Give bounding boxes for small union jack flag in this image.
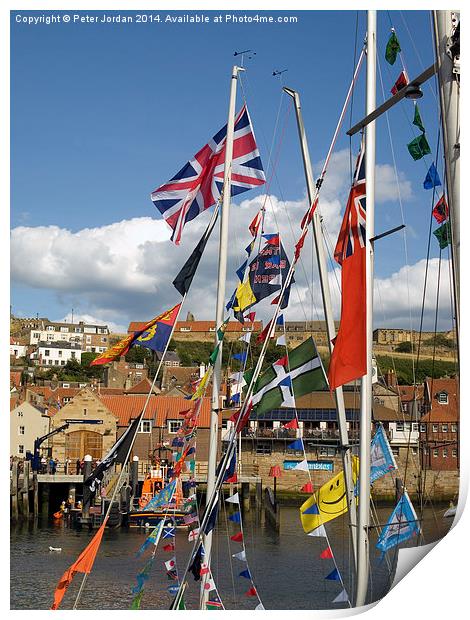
[151,105,266,245]
[334,143,366,265]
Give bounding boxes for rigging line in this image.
[349,12,361,184]
[376,53,416,383]
[221,483,237,602]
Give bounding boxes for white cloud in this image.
[11,154,439,332]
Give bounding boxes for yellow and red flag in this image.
[91,303,181,366]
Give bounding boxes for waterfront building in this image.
[420,378,459,471]
[28,319,110,353]
[10,401,50,458]
[128,319,263,343]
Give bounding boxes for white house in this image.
[31,341,83,368]
[10,401,50,458]
[10,338,27,359]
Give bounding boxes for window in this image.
[452,449,457,458]
[86,336,91,343]
[420,424,426,432]
[47,325,54,331]
[168,420,183,434]
[17,411,23,417]
[432,424,438,433]
[61,360,65,366]
[18,426,25,435]
[63,397,72,403]
[44,350,50,357]
[221,419,228,430]
[451,424,457,433]
[101,337,107,343]
[412,447,418,455]
[63,383,70,388]
[412,423,419,432]
[255,441,272,455]
[33,332,40,339]
[443,449,448,458]
[209,327,216,332]
[242,327,253,332]
[58,350,62,357]
[71,352,76,359]
[83,408,87,416]
[60,326,69,333]
[437,391,448,405]
[433,448,439,457]
[139,420,151,433]
[54,360,59,365]
[396,422,404,432]
[442,424,448,433]
[392,447,400,456]
[18,445,24,455]
[180,327,191,332]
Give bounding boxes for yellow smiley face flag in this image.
[300,456,359,533]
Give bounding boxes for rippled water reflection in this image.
[10,505,451,610]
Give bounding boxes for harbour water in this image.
[10,505,452,610]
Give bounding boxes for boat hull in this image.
[128,511,187,527]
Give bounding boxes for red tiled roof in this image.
[10,371,22,387]
[125,378,160,395]
[99,395,216,427]
[396,385,424,402]
[421,378,459,422]
[128,320,263,333]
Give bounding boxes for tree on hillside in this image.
[395,341,413,353]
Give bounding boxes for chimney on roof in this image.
[186,312,195,322]
[384,369,397,388]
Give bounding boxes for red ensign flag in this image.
[328,145,367,390]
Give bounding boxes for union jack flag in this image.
[151,105,266,245]
[334,143,366,265]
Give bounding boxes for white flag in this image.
[255,603,265,610]
[332,589,349,603]
[308,524,327,537]
[293,459,309,471]
[239,332,252,343]
[226,492,240,504]
[276,334,286,346]
[201,575,216,592]
[232,550,246,561]
[164,557,176,572]
[188,528,200,541]
[269,274,282,286]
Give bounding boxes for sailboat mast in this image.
[355,9,376,607]
[202,64,242,606]
[433,10,460,356]
[283,87,358,564]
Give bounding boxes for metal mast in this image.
[355,9,376,607]
[283,87,358,564]
[202,64,242,607]
[433,10,460,356]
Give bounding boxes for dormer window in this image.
[437,391,448,405]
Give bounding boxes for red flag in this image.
[226,474,238,484]
[283,418,299,430]
[301,482,314,493]
[274,355,289,367]
[256,319,273,344]
[229,401,253,433]
[244,312,256,322]
[263,233,280,246]
[391,70,409,95]
[231,532,244,542]
[249,210,263,237]
[163,543,175,552]
[51,519,107,609]
[300,198,318,229]
[294,228,308,262]
[320,547,333,559]
[245,586,257,597]
[327,144,366,390]
[432,195,449,224]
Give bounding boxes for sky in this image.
[10,8,454,333]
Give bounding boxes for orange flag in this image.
[51,519,107,610]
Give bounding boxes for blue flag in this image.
[276,313,284,325]
[231,392,241,404]
[142,480,176,512]
[236,260,248,282]
[136,521,164,557]
[376,492,420,553]
[167,584,180,595]
[423,163,442,189]
[288,439,304,451]
[325,568,340,581]
[278,375,292,388]
[239,569,251,579]
[370,424,397,484]
[229,511,241,523]
[163,526,176,539]
[204,502,219,535]
[233,352,248,363]
[132,557,155,594]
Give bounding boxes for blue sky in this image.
[10,9,453,332]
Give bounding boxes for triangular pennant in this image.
[226,492,240,504]
[232,550,247,561]
[332,589,349,603]
[325,568,340,581]
[320,547,334,559]
[308,524,327,537]
[230,532,244,543]
[293,459,309,472]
